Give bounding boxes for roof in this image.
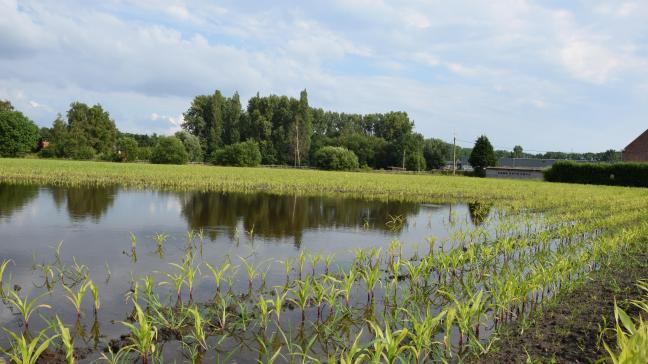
[624,128,648,151]
[486,166,545,171]
[497,157,556,169]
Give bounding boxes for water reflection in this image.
[0,183,39,218]
[178,191,421,245]
[48,186,118,222]
[468,201,493,226]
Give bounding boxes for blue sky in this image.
[1,0,647,152]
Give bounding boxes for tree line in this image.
[0,93,622,172]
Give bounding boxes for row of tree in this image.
[0,94,622,173]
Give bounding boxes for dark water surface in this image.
[0,183,486,361]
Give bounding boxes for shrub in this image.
[313,146,359,171]
[405,153,426,171]
[544,161,648,187]
[0,110,40,157]
[70,145,96,160]
[151,136,188,165]
[137,147,153,161]
[115,136,139,162]
[211,140,261,167]
[175,131,203,162]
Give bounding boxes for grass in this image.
[2,158,648,362]
[2,158,644,207]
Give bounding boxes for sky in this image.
[1,0,648,153]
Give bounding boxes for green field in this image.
[2,158,646,205]
[1,158,648,362]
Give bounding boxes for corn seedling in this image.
[5,290,51,331]
[2,327,58,364]
[121,301,158,364]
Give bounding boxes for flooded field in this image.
[1,183,499,362]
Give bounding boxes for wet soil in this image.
[474,252,648,364]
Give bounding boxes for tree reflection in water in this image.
[0,183,39,219]
[179,191,422,247]
[48,185,118,222]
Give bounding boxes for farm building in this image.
[444,157,473,172]
[485,157,556,180]
[622,129,648,162]
[496,157,556,169]
[485,167,545,180]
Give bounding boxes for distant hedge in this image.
[544,161,648,187]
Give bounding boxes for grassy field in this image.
[1,158,648,362]
[1,158,646,206]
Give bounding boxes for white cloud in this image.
[558,39,621,84]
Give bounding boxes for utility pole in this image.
[402,150,405,170]
[453,132,457,175]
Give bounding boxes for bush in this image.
[151,136,188,164]
[175,131,203,162]
[544,161,648,187]
[0,110,40,157]
[70,145,96,160]
[115,136,139,162]
[405,153,426,171]
[313,146,359,171]
[211,140,261,167]
[137,146,153,161]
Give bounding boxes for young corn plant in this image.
[298,250,306,280]
[0,258,13,296]
[361,264,381,302]
[55,316,75,364]
[2,327,58,364]
[186,306,208,351]
[290,277,312,323]
[309,253,321,276]
[340,268,357,307]
[280,257,293,283]
[5,290,51,331]
[87,280,100,315]
[62,280,91,319]
[335,329,368,364]
[158,266,185,305]
[121,301,158,364]
[269,288,287,323]
[367,320,411,364]
[257,294,271,331]
[205,260,231,295]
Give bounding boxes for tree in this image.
[469,135,496,177]
[289,90,313,166]
[512,145,524,158]
[115,136,139,162]
[423,138,452,170]
[600,149,620,163]
[46,115,69,158]
[183,91,224,159]
[0,110,40,157]
[0,99,14,112]
[313,146,359,171]
[405,153,426,171]
[66,102,118,156]
[221,92,241,145]
[150,136,188,164]
[211,140,262,167]
[175,131,203,162]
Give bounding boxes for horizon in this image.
[2,0,647,153]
